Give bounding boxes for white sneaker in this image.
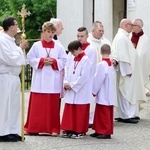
[61,132,72,138]
[70,134,83,139]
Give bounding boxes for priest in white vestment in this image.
[0,17,27,142]
[87,21,111,63]
[112,19,146,124]
[87,21,111,126]
[131,19,150,95]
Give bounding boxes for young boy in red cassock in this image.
[90,44,115,139]
[61,40,92,139]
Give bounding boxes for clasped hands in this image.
[44,57,54,66]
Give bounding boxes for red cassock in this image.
[24,92,60,134]
[92,104,114,135]
[61,103,90,134]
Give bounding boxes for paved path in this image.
[1,91,150,150]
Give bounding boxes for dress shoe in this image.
[115,118,124,122]
[9,134,25,141]
[88,124,93,128]
[0,135,18,142]
[97,134,111,139]
[90,132,99,137]
[123,118,139,124]
[131,116,140,120]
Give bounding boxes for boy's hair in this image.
[77,27,88,35]
[101,44,111,54]
[42,21,56,32]
[68,40,82,52]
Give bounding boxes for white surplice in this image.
[27,41,67,93]
[0,33,26,136]
[64,55,92,104]
[92,61,115,106]
[83,45,97,76]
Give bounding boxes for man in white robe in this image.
[0,17,27,142]
[87,21,111,63]
[131,19,150,96]
[112,19,146,124]
[87,21,111,126]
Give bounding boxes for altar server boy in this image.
[61,40,92,139]
[24,22,67,136]
[90,44,115,139]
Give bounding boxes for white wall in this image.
[57,0,93,49]
[127,0,150,38]
[57,0,150,48]
[57,0,83,49]
[94,0,113,42]
[113,0,125,37]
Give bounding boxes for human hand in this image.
[111,59,118,66]
[64,83,71,90]
[126,74,132,77]
[44,57,53,66]
[19,40,29,50]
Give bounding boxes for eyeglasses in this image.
[132,24,139,27]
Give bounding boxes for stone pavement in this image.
[1,91,150,150]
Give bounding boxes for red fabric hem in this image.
[92,104,114,135]
[24,92,60,134]
[61,103,90,134]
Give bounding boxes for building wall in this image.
[57,0,93,49]
[113,0,125,37]
[57,0,150,49]
[94,0,113,42]
[127,0,150,38]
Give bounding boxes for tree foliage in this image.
[0,0,56,39]
[0,0,11,23]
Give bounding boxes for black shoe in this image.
[0,135,18,142]
[88,124,93,128]
[10,134,25,141]
[131,116,140,120]
[90,132,99,137]
[115,118,124,122]
[97,134,111,139]
[123,118,139,124]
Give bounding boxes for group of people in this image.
[0,16,149,142]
